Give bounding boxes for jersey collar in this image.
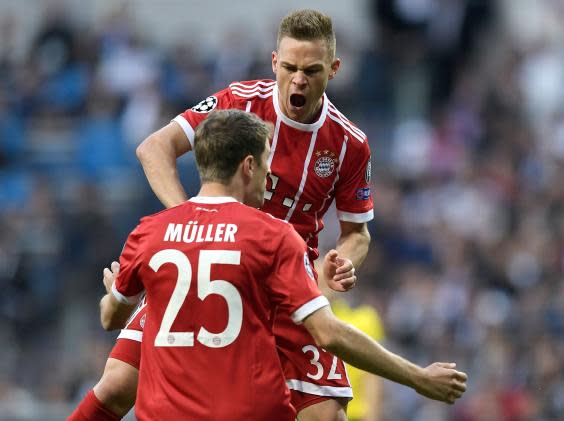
[272,84,328,132]
[188,196,239,204]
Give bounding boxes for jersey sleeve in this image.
[266,224,329,324]
[172,87,236,149]
[334,138,374,223]
[112,224,145,305]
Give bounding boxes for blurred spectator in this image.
[1,1,564,419]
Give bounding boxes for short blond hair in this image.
[277,9,336,59]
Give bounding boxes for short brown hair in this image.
[277,9,336,59]
[194,110,270,184]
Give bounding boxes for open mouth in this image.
[290,93,306,108]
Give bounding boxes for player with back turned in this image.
[69,10,467,421]
[97,109,467,420]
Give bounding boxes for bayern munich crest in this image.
[313,150,338,178]
[191,96,218,113]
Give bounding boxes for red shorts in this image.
[274,305,353,411]
[108,297,147,368]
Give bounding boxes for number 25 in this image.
[150,249,243,348]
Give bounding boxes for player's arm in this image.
[99,262,138,330]
[100,293,137,331]
[136,121,191,208]
[302,306,468,404]
[315,221,370,292]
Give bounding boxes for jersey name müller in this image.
[174,79,374,256]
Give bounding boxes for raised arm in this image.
[303,306,467,404]
[316,220,371,292]
[136,121,192,208]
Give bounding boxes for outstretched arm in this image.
[303,306,467,404]
[136,121,192,208]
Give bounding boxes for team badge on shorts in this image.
[304,252,315,280]
[313,150,338,178]
[191,96,218,113]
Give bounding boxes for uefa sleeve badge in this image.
[191,96,218,113]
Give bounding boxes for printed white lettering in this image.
[163,222,238,243]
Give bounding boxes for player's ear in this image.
[328,58,341,80]
[272,51,278,74]
[242,155,254,179]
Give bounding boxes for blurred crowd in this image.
[1,0,563,420]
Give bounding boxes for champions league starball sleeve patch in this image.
[304,252,315,280]
[191,96,218,113]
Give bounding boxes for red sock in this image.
[67,389,121,421]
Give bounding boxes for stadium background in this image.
[1,0,563,419]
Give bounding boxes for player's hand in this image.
[414,362,468,404]
[102,261,120,294]
[322,249,356,292]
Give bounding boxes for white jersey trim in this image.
[188,196,238,204]
[112,284,144,305]
[267,117,282,168]
[117,329,143,342]
[284,130,318,222]
[327,112,365,144]
[230,81,275,99]
[230,88,274,99]
[172,115,195,149]
[230,80,276,90]
[273,84,328,131]
[286,379,353,398]
[337,209,374,223]
[291,295,330,324]
[328,104,367,141]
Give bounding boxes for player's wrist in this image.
[408,364,426,392]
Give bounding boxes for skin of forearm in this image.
[335,227,370,269]
[99,294,135,331]
[137,135,188,208]
[325,320,423,391]
[315,227,370,287]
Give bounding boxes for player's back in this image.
[129,197,308,420]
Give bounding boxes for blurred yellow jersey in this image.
[331,299,384,421]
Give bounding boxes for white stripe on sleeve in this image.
[172,115,195,149]
[291,295,330,324]
[112,283,144,305]
[336,209,374,223]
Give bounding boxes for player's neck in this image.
[196,183,242,203]
[305,98,324,124]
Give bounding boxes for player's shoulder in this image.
[228,79,276,100]
[240,205,301,238]
[325,99,368,145]
[241,204,288,228]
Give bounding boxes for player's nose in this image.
[293,71,307,86]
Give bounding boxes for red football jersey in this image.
[174,80,374,259]
[112,197,329,420]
